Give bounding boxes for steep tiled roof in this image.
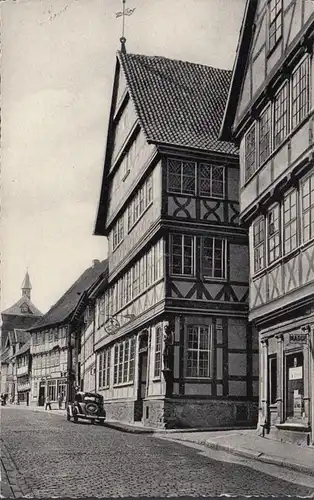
[28,260,108,331]
[1,296,42,317]
[1,347,10,364]
[6,329,31,347]
[14,341,30,358]
[118,52,238,155]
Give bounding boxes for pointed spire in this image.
[21,271,32,300]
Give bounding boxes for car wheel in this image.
[67,413,71,421]
[98,420,105,425]
[73,416,78,423]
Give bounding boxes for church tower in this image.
[21,271,32,300]
[1,271,42,349]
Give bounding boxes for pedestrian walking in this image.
[45,396,52,410]
[58,393,63,410]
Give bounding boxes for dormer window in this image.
[20,303,29,314]
[268,0,282,53]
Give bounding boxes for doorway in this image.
[38,385,45,406]
[285,351,304,421]
[135,332,148,422]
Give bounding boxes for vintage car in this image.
[67,391,106,424]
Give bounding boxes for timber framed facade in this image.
[93,51,258,429]
[221,0,314,445]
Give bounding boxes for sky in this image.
[1,0,246,315]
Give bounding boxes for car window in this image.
[74,394,83,402]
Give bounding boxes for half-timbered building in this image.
[220,0,314,445]
[28,260,107,407]
[71,262,108,393]
[93,48,258,429]
[0,272,42,401]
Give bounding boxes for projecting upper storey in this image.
[94,51,238,239]
[220,0,314,223]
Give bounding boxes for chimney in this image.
[92,259,100,267]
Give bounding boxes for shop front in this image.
[259,318,314,446]
[37,376,67,407]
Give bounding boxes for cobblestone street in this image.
[1,408,314,498]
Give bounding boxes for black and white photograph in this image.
[1,0,314,497]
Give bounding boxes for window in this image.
[54,329,59,342]
[202,237,226,279]
[154,327,162,378]
[167,159,196,195]
[128,175,153,230]
[269,356,277,405]
[113,216,124,250]
[268,0,282,52]
[244,125,256,182]
[199,164,225,198]
[98,349,110,389]
[274,83,288,148]
[268,204,281,263]
[283,190,298,254]
[113,338,135,385]
[253,217,265,272]
[301,172,314,242]
[48,380,57,401]
[186,325,212,378]
[132,262,140,298]
[292,58,310,129]
[259,106,271,164]
[154,239,163,280]
[170,234,194,276]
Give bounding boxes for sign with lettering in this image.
[289,366,303,380]
[288,333,308,344]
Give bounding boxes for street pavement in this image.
[1,407,314,498]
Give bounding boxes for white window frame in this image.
[301,171,314,243]
[199,163,225,199]
[259,104,272,165]
[154,326,162,379]
[291,56,310,130]
[273,81,289,149]
[268,0,282,54]
[283,188,298,255]
[113,338,135,386]
[170,234,195,276]
[267,203,281,264]
[202,237,227,280]
[244,123,257,183]
[167,158,196,195]
[253,216,266,273]
[185,325,213,379]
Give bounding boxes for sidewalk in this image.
[0,442,33,498]
[154,429,314,477]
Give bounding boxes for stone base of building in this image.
[104,398,258,429]
[259,420,312,447]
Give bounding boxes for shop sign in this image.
[288,333,308,344]
[289,366,303,380]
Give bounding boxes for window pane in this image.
[259,106,271,164]
[292,58,309,129]
[168,159,181,193]
[182,162,196,194]
[274,84,288,148]
[245,125,256,182]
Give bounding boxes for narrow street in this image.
[1,407,314,498]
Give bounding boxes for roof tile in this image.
[118,52,238,155]
[28,260,108,331]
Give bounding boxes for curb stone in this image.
[159,435,314,478]
[1,441,34,498]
